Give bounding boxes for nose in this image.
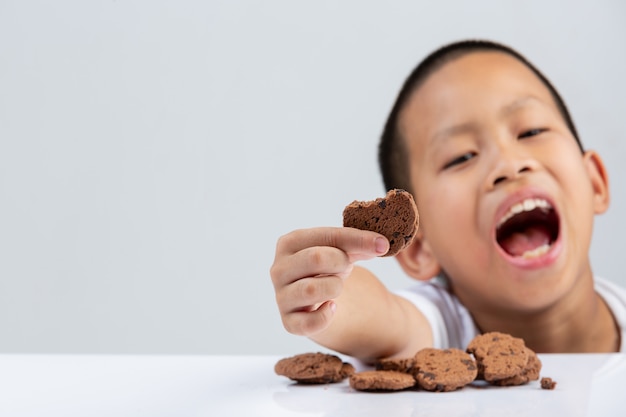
[486,142,537,189]
[492,166,531,186]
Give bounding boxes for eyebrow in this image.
[430,122,477,145]
[430,96,543,144]
[499,96,540,117]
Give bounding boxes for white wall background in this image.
[0,0,624,355]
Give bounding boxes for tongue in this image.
[499,225,551,257]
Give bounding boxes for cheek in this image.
[417,179,476,243]
[557,157,596,235]
[416,176,492,269]
[550,150,595,209]
[417,180,458,219]
[417,174,474,217]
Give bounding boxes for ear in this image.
[583,150,610,214]
[395,230,441,281]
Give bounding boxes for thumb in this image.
[348,235,389,262]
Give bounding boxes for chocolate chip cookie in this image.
[274,352,355,384]
[349,370,417,391]
[413,348,478,392]
[342,189,419,256]
[467,332,540,385]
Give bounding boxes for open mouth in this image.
[496,198,559,259]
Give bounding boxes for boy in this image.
[270,40,626,363]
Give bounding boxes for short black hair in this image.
[378,39,583,195]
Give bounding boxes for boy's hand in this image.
[270,227,389,337]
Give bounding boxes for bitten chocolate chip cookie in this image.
[274,352,355,384]
[349,370,417,391]
[342,189,419,257]
[413,348,478,392]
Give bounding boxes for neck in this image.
[469,277,619,353]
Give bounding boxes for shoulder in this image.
[595,276,626,352]
[595,276,626,307]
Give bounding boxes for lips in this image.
[495,196,560,261]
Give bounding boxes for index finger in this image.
[276,227,389,261]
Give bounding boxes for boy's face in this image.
[398,51,608,314]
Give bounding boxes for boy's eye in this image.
[518,128,546,139]
[443,152,476,170]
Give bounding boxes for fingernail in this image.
[375,237,389,254]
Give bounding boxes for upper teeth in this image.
[498,198,551,228]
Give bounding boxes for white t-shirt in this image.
[396,276,626,352]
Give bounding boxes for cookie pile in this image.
[362,347,478,392]
[275,332,553,392]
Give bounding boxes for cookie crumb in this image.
[540,377,557,390]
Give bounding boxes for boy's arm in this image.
[270,227,433,363]
[310,266,433,363]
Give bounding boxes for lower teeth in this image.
[521,243,551,259]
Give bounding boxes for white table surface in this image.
[0,353,624,416]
